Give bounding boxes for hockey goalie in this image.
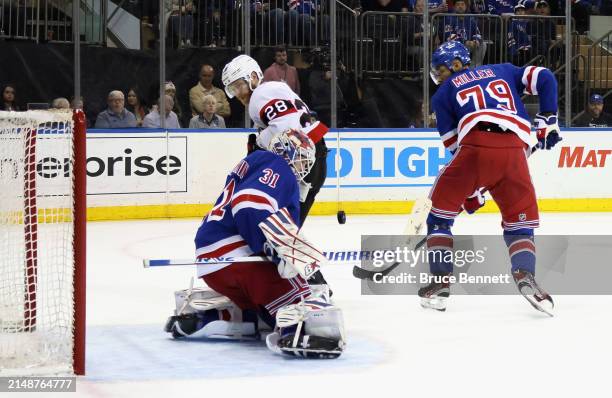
[164,129,345,358]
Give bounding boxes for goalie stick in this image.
[144,256,270,267]
[352,197,432,281]
[145,253,373,268]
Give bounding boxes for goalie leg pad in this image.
[166,286,260,340]
[266,299,346,358]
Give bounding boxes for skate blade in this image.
[279,347,343,359]
[420,297,447,312]
[521,294,554,317]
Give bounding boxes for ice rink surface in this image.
[66,213,610,397]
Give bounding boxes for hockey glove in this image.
[534,113,562,150]
[462,189,485,214]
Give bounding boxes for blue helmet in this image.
[430,41,471,84]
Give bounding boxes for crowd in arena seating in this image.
[1,0,611,128]
[154,0,598,51]
[87,64,231,129]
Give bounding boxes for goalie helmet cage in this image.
[0,110,86,376]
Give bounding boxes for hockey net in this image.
[0,110,86,376]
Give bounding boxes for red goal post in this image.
[0,109,86,376]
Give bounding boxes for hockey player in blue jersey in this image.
[420,41,561,315]
[164,129,345,358]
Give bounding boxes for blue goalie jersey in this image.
[194,150,301,277]
[432,63,558,153]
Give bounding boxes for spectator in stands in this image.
[470,0,488,12]
[287,1,313,45]
[189,95,226,128]
[533,1,558,58]
[264,47,301,94]
[535,0,551,14]
[405,0,450,13]
[486,0,517,15]
[523,0,536,14]
[166,0,195,48]
[52,97,70,109]
[438,0,485,63]
[576,94,612,127]
[189,64,231,119]
[478,0,516,63]
[126,87,149,127]
[1,84,19,111]
[406,0,447,12]
[508,1,533,65]
[405,0,425,65]
[197,0,233,47]
[286,0,329,46]
[308,62,345,127]
[360,0,409,42]
[361,0,407,11]
[164,81,184,127]
[428,0,451,13]
[553,1,590,34]
[94,91,137,128]
[252,1,285,45]
[71,96,84,110]
[143,95,181,128]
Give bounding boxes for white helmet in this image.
[222,55,263,98]
[269,129,315,183]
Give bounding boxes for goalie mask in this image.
[269,130,315,183]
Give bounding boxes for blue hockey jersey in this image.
[194,150,301,277]
[486,0,515,14]
[431,63,558,153]
[508,19,532,56]
[437,14,482,45]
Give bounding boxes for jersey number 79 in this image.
[456,79,517,113]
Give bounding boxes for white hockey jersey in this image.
[248,81,328,149]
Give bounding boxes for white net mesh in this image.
[0,110,76,376]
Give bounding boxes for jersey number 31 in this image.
[456,79,517,113]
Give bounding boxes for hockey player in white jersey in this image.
[222,54,329,224]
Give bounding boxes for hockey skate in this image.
[266,299,346,359]
[512,269,554,317]
[418,273,451,312]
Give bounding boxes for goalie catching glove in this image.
[259,208,325,280]
[534,113,562,150]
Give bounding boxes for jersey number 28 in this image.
[456,79,517,113]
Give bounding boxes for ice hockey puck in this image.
[337,210,346,224]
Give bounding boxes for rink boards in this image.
[51,128,612,219]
